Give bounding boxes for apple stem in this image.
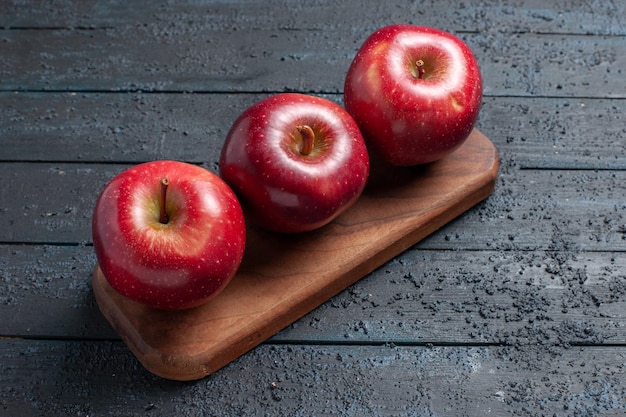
[159,178,169,224]
[415,60,426,79]
[296,125,315,156]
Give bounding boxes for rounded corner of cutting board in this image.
[92,265,216,381]
[465,128,500,181]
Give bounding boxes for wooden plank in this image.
[2,93,625,170]
[417,166,626,252]
[1,340,625,416]
[478,97,626,170]
[1,27,624,97]
[0,91,237,164]
[275,249,626,345]
[3,243,625,347]
[0,162,125,244]
[91,130,499,380]
[2,0,624,35]
[3,160,626,251]
[0,244,116,339]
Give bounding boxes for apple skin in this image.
[219,93,370,233]
[92,160,246,310]
[344,24,483,166]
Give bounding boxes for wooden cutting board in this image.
[92,128,499,381]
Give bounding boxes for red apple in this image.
[92,160,246,310]
[344,24,483,166]
[219,93,370,233]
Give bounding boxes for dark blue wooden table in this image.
[1,1,625,415]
